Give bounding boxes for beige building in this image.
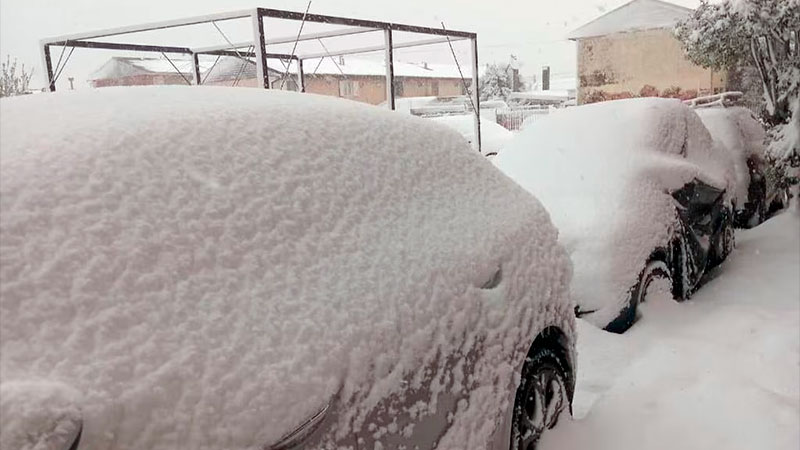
[568,0,726,104]
[89,55,465,106]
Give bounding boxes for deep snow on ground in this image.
[542,207,800,450]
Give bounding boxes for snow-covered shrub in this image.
[676,0,800,186]
[0,56,33,98]
[479,63,514,101]
[639,85,660,98]
[676,0,799,126]
[766,97,800,187]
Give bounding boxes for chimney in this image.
[542,66,550,91]
[423,61,429,70]
[338,55,345,65]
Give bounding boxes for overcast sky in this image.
[0,0,701,90]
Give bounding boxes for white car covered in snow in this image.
[695,105,789,227]
[0,87,574,450]
[495,98,737,333]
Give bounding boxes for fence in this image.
[495,108,551,131]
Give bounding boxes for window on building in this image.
[339,79,358,97]
[430,81,439,97]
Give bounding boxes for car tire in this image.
[670,239,690,302]
[720,224,734,260]
[510,344,572,450]
[605,259,672,334]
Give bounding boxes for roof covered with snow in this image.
[88,57,217,81]
[567,0,693,40]
[0,86,573,449]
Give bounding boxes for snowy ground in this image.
[542,207,800,450]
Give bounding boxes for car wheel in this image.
[719,224,734,260]
[747,201,765,228]
[635,260,672,306]
[604,259,672,334]
[768,188,790,216]
[510,346,571,450]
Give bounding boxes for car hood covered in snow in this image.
[0,87,572,449]
[495,98,735,327]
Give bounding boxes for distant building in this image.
[567,0,726,104]
[88,57,211,88]
[89,55,467,105]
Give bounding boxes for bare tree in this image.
[1,56,34,98]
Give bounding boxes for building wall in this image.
[129,71,463,106]
[292,75,463,105]
[576,28,727,104]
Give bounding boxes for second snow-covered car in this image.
[495,98,737,333]
[0,86,574,450]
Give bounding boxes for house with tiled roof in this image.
[568,0,727,104]
[89,55,467,105]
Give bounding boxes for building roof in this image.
[88,56,217,81]
[91,55,466,84]
[567,0,693,40]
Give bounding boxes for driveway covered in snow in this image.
[542,208,800,450]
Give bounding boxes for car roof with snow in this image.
[695,106,767,209]
[495,98,736,324]
[0,86,570,448]
[695,106,765,160]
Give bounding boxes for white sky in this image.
[0,0,701,90]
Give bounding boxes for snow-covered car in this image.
[430,114,513,157]
[695,105,788,227]
[495,98,737,333]
[0,86,575,450]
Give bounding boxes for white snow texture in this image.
[0,86,573,449]
[494,98,736,327]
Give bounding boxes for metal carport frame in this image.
[40,7,481,151]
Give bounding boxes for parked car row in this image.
[0,87,781,450]
[494,98,738,333]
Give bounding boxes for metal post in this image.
[41,44,55,92]
[252,9,269,89]
[192,53,202,85]
[470,37,481,153]
[297,59,305,93]
[384,28,395,110]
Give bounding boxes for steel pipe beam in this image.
[299,36,467,60]
[41,9,253,45]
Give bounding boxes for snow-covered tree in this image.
[676,0,799,184]
[675,0,799,125]
[0,56,34,98]
[479,63,514,101]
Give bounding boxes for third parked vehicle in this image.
[695,104,789,227]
